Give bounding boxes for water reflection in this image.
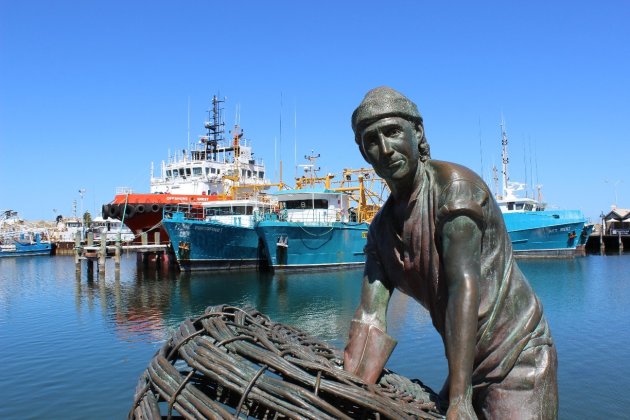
[72,255,365,346]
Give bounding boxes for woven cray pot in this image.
[129,305,445,419]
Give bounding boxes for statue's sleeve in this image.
[436,179,489,233]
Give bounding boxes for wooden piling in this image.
[98,235,106,272]
[115,233,121,268]
[74,231,82,269]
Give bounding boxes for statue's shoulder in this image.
[427,160,484,186]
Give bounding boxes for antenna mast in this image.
[500,119,510,198]
[203,95,225,161]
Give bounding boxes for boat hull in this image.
[503,210,588,257]
[162,215,263,271]
[0,243,52,258]
[255,221,368,270]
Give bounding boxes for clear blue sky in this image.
[1,1,628,222]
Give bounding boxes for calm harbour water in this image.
[1,253,629,419]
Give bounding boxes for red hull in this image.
[102,193,230,244]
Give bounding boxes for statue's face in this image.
[359,117,420,183]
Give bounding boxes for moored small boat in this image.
[0,230,53,258]
[0,210,53,258]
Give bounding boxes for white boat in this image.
[103,95,273,243]
[88,217,135,243]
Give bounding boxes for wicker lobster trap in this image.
[129,305,444,419]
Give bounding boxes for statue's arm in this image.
[441,215,481,419]
[352,266,392,328]
[343,260,394,382]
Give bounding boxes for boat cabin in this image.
[274,189,351,224]
[166,199,275,228]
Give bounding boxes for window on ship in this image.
[284,199,329,209]
[193,167,202,176]
[186,168,191,176]
[507,202,514,211]
[259,171,265,179]
[166,170,172,178]
[205,206,254,216]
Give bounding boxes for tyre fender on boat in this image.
[151,204,161,213]
[102,204,110,219]
[136,204,146,214]
[108,204,119,219]
[125,205,136,218]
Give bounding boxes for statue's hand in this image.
[343,320,369,374]
[446,395,477,420]
[343,320,397,384]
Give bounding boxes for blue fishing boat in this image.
[255,188,369,270]
[499,195,589,256]
[0,210,53,258]
[0,230,53,258]
[255,154,387,271]
[162,199,274,271]
[495,123,589,257]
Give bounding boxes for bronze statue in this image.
[344,87,558,419]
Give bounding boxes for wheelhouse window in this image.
[193,167,202,175]
[284,199,329,209]
[205,206,253,216]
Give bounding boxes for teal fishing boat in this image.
[254,153,388,271]
[495,123,590,257]
[162,199,274,271]
[255,188,369,270]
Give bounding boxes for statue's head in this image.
[352,87,430,163]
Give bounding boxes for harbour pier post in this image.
[114,233,122,269]
[86,232,95,276]
[98,234,106,273]
[135,231,168,269]
[74,231,82,268]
